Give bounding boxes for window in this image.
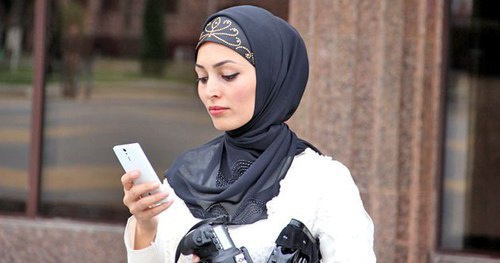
[0,0,32,215]
[0,0,221,223]
[440,0,500,254]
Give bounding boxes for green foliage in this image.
[0,66,33,84]
[60,1,84,31]
[140,0,167,76]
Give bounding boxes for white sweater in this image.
[124,148,376,262]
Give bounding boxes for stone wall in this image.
[288,0,444,262]
[0,216,125,262]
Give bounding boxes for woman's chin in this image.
[212,122,230,132]
[211,117,250,132]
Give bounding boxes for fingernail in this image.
[130,170,140,176]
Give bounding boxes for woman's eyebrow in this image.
[213,60,236,68]
[195,60,237,69]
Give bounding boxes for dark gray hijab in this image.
[165,5,319,224]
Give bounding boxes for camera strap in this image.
[175,215,229,262]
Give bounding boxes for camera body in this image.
[178,221,253,263]
[267,219,321,263]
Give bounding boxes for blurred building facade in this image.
[0,0,288,58]
[0,0,499,262]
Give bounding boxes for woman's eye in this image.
[222,73,239,81]
[196,76,208,84]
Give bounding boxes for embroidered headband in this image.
[196,16,255,66]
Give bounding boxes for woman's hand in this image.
[121,170,173,249]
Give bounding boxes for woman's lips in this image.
[208,106,229,116]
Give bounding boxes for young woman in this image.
[121,5,375,262]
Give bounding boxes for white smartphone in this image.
[113,143,171,203]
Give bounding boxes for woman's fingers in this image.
[121,170,140,191]
[130,190,169,214]
[121,170,173,223]
[124,183,173,219]
[134,200,173,222]
[129,181,160,199]
[123,180,160,206]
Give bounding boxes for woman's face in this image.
[196,42,256,131]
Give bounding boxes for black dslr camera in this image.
[176,217,320,263]
[175,216,253,263]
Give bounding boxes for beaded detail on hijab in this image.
[204,198,266,225]
[216,160,253,188]
[197,16,255,66]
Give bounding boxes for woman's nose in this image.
[205,78,221,99]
